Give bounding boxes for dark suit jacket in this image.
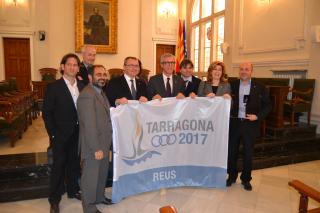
[183,75,201,96]
[76,62,91,85]
[106,75,147,107]
[77,85,112,159]
[230,79,271,121]
[42,78,84,142]
[147,74,185,99]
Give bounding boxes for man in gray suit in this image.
[77,65,113,213]
[147,53,185,100]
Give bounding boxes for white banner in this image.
[111,97,230,203]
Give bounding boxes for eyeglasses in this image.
[125,64,139,68]
[161,61,176,65]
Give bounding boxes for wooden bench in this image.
[0,79,36,147]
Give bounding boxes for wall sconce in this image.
[257,0,271,5]
[39,31,46,41]
[4,0,25,7]
[158,1,177,18]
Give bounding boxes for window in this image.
[190,0,225,75]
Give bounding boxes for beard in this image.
[93,79,106,88]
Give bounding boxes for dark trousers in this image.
[49,129,80,205]
[227,118,258,182]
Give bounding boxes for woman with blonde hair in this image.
[197,61,231,99]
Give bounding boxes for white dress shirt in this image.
[181,76,192,87]
[63,76,79,109]
[238,80,251,118]
[124,74,136,93]
[162,74,173,93]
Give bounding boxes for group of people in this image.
[43,45,271,213]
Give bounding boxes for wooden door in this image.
[155,44,175,75]
[3,38,31,91]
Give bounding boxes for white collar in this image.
[162,73,172,80]
[63,76,77,87]
[182,76,192,82]
[124,74,135,82]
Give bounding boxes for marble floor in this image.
[0,117,320,212]
[0,160,318,213]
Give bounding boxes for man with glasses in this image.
[106,56,148,107]
[147,53,185,100]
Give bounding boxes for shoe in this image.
[226,178,236,187]
[100,197,113,205]
[241,181,252,191]
[68,192,81,200]
[50,203,60,213]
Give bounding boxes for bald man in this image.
[77,45,97,85]
[227,62,271,191]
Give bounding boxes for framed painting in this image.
[75,0,117,53]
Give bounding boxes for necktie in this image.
[185,80,190,89]
[166,77,172,97]
[130,79,137,100]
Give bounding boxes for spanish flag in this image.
[175,19,187,73]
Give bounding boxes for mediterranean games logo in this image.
[121,113,161,166]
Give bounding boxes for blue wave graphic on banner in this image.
[122,151,161,166]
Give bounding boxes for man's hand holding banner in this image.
[111,97,231,203]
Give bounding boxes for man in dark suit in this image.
[43,53,84,213]
[77,45,97,85]
[106,56,148,107]
[77,65,113,213]
[227,62,271,191]
[147,53,185,100]
[179,59,201,97]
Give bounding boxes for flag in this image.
[175,19,187,73]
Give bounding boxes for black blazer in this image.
[147,74,185,99]
[42,78,84,141]
[183,75,201,96]
[76,62,91,85]
[230,79,271,121]
[106,75,147,107]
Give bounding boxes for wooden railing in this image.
[289,180,320,213]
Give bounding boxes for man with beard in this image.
[77,65,113,213]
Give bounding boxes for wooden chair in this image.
[289,180,320,213]
[159,205,178,213]
[284,79,315,126]
[108,68,123,79]
[138,68,151,83]
[39,68,57,81]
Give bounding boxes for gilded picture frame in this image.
[75,0,117,53]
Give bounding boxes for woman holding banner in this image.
[197,61,231,98]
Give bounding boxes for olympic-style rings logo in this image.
[151,134,176,147]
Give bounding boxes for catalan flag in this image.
[175,19,187,73]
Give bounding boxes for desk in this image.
[266,86,289,128]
